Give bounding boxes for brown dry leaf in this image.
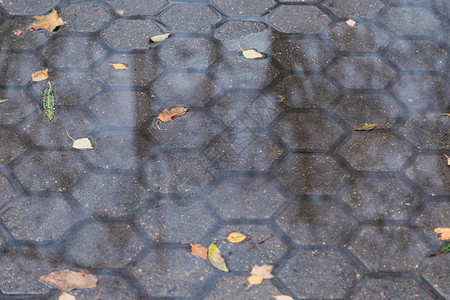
[32,69,49,82]
[273,296,294,300]
[248,274,263,285]
[434,228,450,240]
[26,8,66,34]
[190,243,208,260]
[39,269,98,291]
[442,113,450,116]
[346,19,356,27]
[353,124,377,131]
[227,232,247,244]
[251,264,274,279]
[109,63,128,70]
[59,292,76,300]
[14,29,23,36]
[157,107,188,122]
[444,154,450,166]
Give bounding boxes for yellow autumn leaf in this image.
[32,69,49,82]
[237,44,265,59]
[26,8,66,34]
[109,63,128,70]
[273,296,294,300]
[0,99,9,103]
[248,274,263,285]
[353,124,377,131]
[208,242,229,272]
[434,228,450,240]
[227,232,247,243]
[149,33,171,43]
[251,264,274,279]
[66,131,93,150]
[346,19,356,27]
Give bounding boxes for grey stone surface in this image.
[0,52,43,86]
[1,0,60,15]
[212,0,275,16]
[108,0,168,15]
[406,154,450,196]
[350,278,434,299]
[381,7,441,36]
[323,0,384,19]
[214,21,271,53]
[160,4,220,33]
[0,128,28,165]
[268,5,330,34]
[60,2,112,32]
[0,88,36,125]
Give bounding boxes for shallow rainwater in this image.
[0,0,449,299]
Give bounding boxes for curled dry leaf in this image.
[273,296,294,300]
[149,33,171,43]
[434,228,450,240]
[39,269,98,291]
[248,274,263,286]
[346,19,356,27]
[26,8,66,34]
[157,107,188,123]
[353,124,377,131]
[32,69,49,82]
[208,242,229,272]
[66,131,93,150]
[226,232,247,244]
[59,292,76,300]
[190,243,208,260]
[251,264,274,279]
[109,63,128,70]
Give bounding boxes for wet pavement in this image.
[0,0,449,299]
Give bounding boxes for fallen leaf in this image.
[26,8,66,34]
[157,107,188,122]
[434,228,450,240]
[109,63,128,70]
[59,292,76,300]
[39,269,98,291]
[149,33,171,43]
[208,242,229,272]
[353,124,377,131]
[0,99,9,103]
[444,154,450,166]
[116,10,125,15]
[248,274,263,285]
[32,69,49,82]
[428,241,450,257]
[251,264,274,279]
[273,296,294,300]
[66,131,93,150]
[441,113,450,116]
[190,243,208,260]
[14,29,23,36]
[43,82,55,122]
[346,19,356,27]
[237,44,265,59]
[226,232,247,243]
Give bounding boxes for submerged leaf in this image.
[109,63,128,70]
[26,8,66,34]
[190,243,208,260]
[42,82,55,122]
[251,264,274,279]
[434,228,450,240]
[0,99,9,103]
[39,269,98,291]
[32,69,49,82]
[208,242,229,272]
[66,131,93,150]
[353,124,377,131]
[227,232,247,244]
[157,107,188,122]
[149,33,171,43]
[248,274,263,285]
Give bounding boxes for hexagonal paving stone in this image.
[399,112,449,150]
[130,248,214,297]
[23,107,94,147]
[415,202,450,244]
[108,0,168,15]
[138,197,215,243]
[1,0,60,15]
[324,0,384,19]
[350,278,434,299]
[144,151,215,194]
[0,128,27,165]
[43,36,107,69]
[0,173,14,208]
[0,52,43,86]
[101,19,162,50]
[213,0,275,16]
[60,3,112,32]
[213,56,279,90]
[0,18,49,50]
[158,37,218,69]
[328,55,397,89]
[206,126,282,172]
[422,255,450,297]
[275,153,350,195]
[406,154,450,196]
[0,247,65,294]
[272,38,335,72]
[338,131,411,171]
[211,92,281,128]
[31,71,102,106]
[0,87,36,126]
[347,226,428,272]
[332,93,401,129]
[96,53,161,87]
[13,150,86,192]
[386,40,447,72]
[276,197,356,245]
[270,74,339,108]
[72,173,149,218]
[381,7,440,36]
[204,274,280,300]
[268,5,330,34]
[88,91,154,128]
[214,21,271,53]
[160,4,220,33]
[325,21,390,52]
[0,194,79,241]
[151,72,218,107]
[278,249,359,299]
[433,0,450,18]
[339,177,418,221]
[200,176,286,219]
[274,112,345,151]
[84,130,151,170]
[65,221,144,268]
[392,75,448,112]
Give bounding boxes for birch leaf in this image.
[109,63,128,70]
[0,99,9,103]
[273,296,294,300]
[26,8,66,34]
[39,269,98,291]
[227,232,247,243]
[66,131,93,150]
[32,69,49,82]
[149,33,171,42]
[248,274,263,285]
[190,243,207,260]
[434,228,450,240]
[353,124,377,131]
[251,264,274,279]
[208,242,229,272]
[157,107,188,122]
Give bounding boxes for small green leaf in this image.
[149,33,171,43]
[0,99,9,103]
[42,82,55,122]
[353,124,377,131]
[208,242,228,272]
